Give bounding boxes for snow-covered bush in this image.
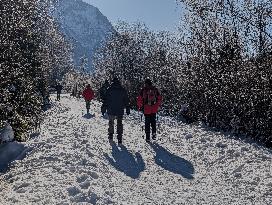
[176,0,272,147]
[0,122,14,144]
[0,0,72,141]
[93,0,272,147]
[93,22,184,115]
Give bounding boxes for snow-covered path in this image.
[0,94,271,205]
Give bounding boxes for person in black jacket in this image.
[55,83,63,101]
[104,77,130,144]
[99,80,110,116]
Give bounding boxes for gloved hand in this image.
[101,104,107,115]
[126,108,130,115]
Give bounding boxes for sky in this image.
[83,0,183,32]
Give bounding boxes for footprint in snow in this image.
[72,192,98,204]
[79,181,90,189]
[90,171,99,179]
[200,138,206,143]
[216,142,227,148]
[81,139,88,144]
[14,182,31,193]
[86,149,95,158]
[185,134,193,139]
[77,175,89,183]
[67,186,81,196]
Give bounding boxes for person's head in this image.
[87,84,91,88]
[144,78,152,86]
[112,77,120,84]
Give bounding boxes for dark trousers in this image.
[145,113,156,140]
[57,92,61,100]
[108,115,123,142]
[86,100,90,113]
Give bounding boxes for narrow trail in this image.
[0,94,271,205]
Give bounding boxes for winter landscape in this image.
[0,0,272,204]
[0,94,271,204]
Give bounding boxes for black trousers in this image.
[86,100,90,113]
[57,92,61,100]
[145,113,156,140]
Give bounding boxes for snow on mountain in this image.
[0,94,271,204]
[54,0,114,72]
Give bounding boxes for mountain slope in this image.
[54,0,114,72]
[0,94,271,204]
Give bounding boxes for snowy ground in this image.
[0,94,271,205]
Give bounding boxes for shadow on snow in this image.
[83,113,95,119]
[0,142,28,173]
[104,143,145,179]
[150,143,195,180]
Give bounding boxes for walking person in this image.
[82,84,95,114]
[55,83,63,101]
[99,80,110,116]
[104,77,130,144]
[137,79,162,142]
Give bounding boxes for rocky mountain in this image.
[54,0,114,72]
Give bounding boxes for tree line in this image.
[93,0,272,147]
[0,0,72,141]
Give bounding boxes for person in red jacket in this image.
[82,84,95,114]
[137,79,162,142]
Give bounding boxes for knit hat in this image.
[112,77,120,84]
[144,79,152,86]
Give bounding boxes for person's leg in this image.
[151,113,157,139]
[117,116,123,143]
[108,115,115,139]
[101,101,106,116]
[57,92,60,100]
[145,114,151,141]
[86,100,90,114]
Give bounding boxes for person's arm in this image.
[137,89,143,110]
[90,88,95,100]
[82,89,86,99]
[155,88,162,110]
[124,90,130,115]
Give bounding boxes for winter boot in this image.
[146,133,150,143]
[108,134,113,140]
[117,135,122,144]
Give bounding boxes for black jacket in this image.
[99,82,109,101]
[105,81,129,116]
[56,84,63,93]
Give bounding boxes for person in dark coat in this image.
[99,80,110,116]
[137,79,162,142]
[104,77,130,144]
[55,83,63,101]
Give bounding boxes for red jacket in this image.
[137,86,162,115]
[82,87,94,101]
